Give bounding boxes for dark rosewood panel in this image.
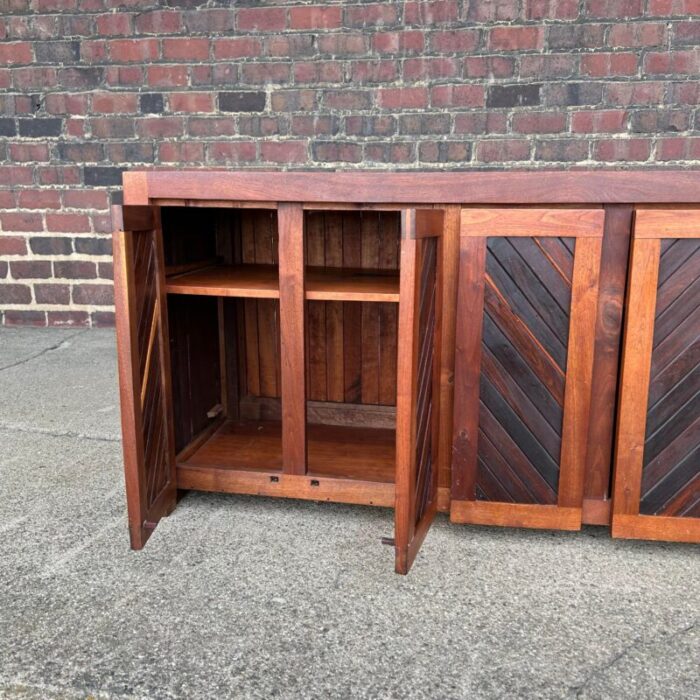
[477,237,573,504]
[641,238,700,517]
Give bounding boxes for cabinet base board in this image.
[612,514,700,543]
[450,501,581,531]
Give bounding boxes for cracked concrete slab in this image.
[0,327,698,700]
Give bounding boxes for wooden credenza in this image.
[113,171,700,573]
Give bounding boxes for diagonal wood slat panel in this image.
[641,238,700,518]
[476,237,574,505]
[414,237,437,523]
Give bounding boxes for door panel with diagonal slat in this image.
[613,213,700,542]
[452,208,605,530]
[114,206,177,550]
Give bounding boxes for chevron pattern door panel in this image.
[451,209,605,530]
[613,210,700,543]
[113,206,177,550]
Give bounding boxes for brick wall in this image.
[0,0,699,327]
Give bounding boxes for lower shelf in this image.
[176,419,396,507]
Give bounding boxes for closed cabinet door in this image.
[451,208,605,530]
[612,209,700,543]
[113,205,177,549]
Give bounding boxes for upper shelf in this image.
[165,264,399,303]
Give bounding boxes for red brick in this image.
[72,283,114,306]
[512,112,567,133]
[312,141,363,163]
[241,62,291,84]
[476,139,531,163]
[91,92,138,114]
[0,42,32,65]
[53,261,96,279]
[260,140,308,163]
[206,141,257,163]
[322,90,371,110]
[0,236,27,255]
[608,23,666,47]
[109,39,158,62]
[162,38,210,61]
[91,311,115,327]
[345,4,399,27]
[136,116,184,138]
[644,50,700,75]
[351,60,399,83]
[35,284,70,305]
[134,10,182,34]
[581,52,638,76]
[464,56,516,79]
[0,285,32,304]
[454,112,508,135]
[404,57,459,79]
[488,26,544,50]
[96,12,133,35]
[1,212,42,231]
[535,139,590,162]
[404,1,459,24]
[158,142,206,162]
[147,66,188,87]
[48,311,90,327]
[63,190,110,209]
[467,0,519,21]
[372,31,425,54]
[105,66,144,87]
[647,0,700,14]
[237,7,287,31]
[17,190,61,209]
[378,87,429,109]
[3,310,46,326]
[10,261,52,279]
[11,66,57,90]
[430,85,485,108]
[606,81,665,105]
[594,138,651,161]
[585,0,643,17]
[266,35,316,58]
[526,0,579,19]
[289,6,342,29]
[46,213,90,233]
[572,110,628,132]
[214,37,262,59]
[169,92,215,113]
[521,55,577,78]
[419,140,470,163]
[290,115,339,136]
[294,61,344,84]
[364,142,415,164]
[319,33,368,55]
[429,30,479,52]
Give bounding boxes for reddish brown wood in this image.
[123,170,700,206]
[460,208,605,238]
[583,206,633,520]
[278,203,307,475]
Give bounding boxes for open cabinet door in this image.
[451,208,605,530]
[612,210,700,543]
[395,209,444,574]
[113,205,177,549]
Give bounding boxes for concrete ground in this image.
[0,327,697,700]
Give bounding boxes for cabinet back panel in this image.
[168,295,222,453]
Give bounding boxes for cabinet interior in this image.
[161,206,401,485]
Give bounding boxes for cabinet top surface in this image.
[122,169,700,206]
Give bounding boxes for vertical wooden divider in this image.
[437,206,461,506]
[278,203,307,475]
[450,235,487,502]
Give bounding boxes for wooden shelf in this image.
[177,419,395,483]
[306,267,399,303]
[165,264,399,303]
[166,264,279,298]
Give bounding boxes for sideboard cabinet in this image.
[113,171,700,573]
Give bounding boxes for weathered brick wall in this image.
[0,1,699,326]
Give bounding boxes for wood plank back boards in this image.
[451,208,605,530]
[612,210,700,542]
